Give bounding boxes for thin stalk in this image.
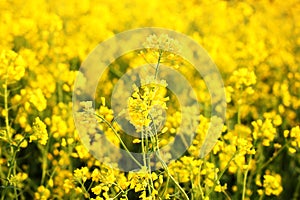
[111,183,130,200]
[141,129,147,167]
[259,143,287,171]
[154,51,163,80]
[93,113,143,168]
[156,152,189,200]
[146,131,154,192]
[2,80,18,199]
[197,161,205,199]
[148,115,188,200]
[79,180,91,200]
[242,156,252,200]
[142,128,153,196]
[258,192,264,200]
[149,116,170,199]
[223,190,231,200]
[208,151,238,196]
[237,104,241,125]
[292,175,300,200]
[41,136,51,185]
[4,80,11,141]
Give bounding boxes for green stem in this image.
[259,143,288,172]
[258,192,264,200]
[237,104,241,125]
[242,156,252,200]
[146,135,154,193]
[292,175,300,200]
[40,131,51,186]
[2,80,18,199]
[93,113,143,168]
[148,116,171,199]
[141,128,153,196]
[141,129,147,167]
[79,180,91,200]
[197,161,205,199]
[4,81,11,142]
[111,183,130,200]
[154,51,163,79]
[208,151,238,196]
[156,152,189,200]
[149,117,188,199]
[223,190,231,200]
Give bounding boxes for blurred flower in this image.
[30,117,48,145]
[0,50,26,84]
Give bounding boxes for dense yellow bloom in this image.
[144,34,180,51]
[29,88,47,112]
[127,77,169,131]
[91,185,102,195]
[214,183,227,193]
[63,179,74,194]
[263,173,283,196]
[30,117,48,145]
[0,0,299,199]
[0,50,26,84]
[34,186,51,200]
[252,119,276,146]
[230,68,256,89]
[284,126,300,153]
[9,172,28,187]
[74,166,90,183]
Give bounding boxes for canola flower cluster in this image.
[0,0,300,200]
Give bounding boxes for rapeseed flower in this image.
[30,117,48,145]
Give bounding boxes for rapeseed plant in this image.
[0,0,300,199]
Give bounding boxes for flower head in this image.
[30,117,48,145]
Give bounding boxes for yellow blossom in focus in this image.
[252,119,276,146]
[74,166,90,183]
[127,77,169,131]
[262,173,283,196]
[91,185,102,195]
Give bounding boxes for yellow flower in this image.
[290,126,300,148]
[29,88,47,111]
[63,179,74,194]
[30,117,48,145]
[127,77,169,131]
[143,34,181,54]
[91,185,102,195]
[13,134,28,148]
[0,50,26,84]
[91,168,101,182]
[263,173,283,196]
[133,138,141,143]
[34,186,51,200]
[74,166,90,183]
[214,183,227,193]
[9,172,28,187]
[230,68,256,89]
[252,119,276,146]
[74,144,90,159]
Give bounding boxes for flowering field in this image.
[1,0,300,199]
